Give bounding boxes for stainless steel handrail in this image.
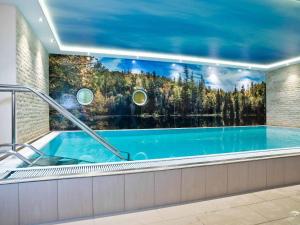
[0,84,126,161]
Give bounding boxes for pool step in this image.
[32,156,90,166]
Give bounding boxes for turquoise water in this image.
[41,126,300,164]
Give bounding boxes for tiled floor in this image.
[43,185,300,225]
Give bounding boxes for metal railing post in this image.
[11,90,16,152]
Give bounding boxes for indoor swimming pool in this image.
[39,126,300,164]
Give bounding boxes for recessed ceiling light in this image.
[38,17,43,23]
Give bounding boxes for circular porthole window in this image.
[132,89,148,106]
[76,88,94,105]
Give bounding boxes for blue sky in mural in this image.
[100,57,265,92]
[46,0,300,64]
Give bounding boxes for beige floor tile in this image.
[254,188,289,201]
[219,193,264,208]
[259,216,300,225]
[156,204,199,220]
[285,216,300,225]
[190,199,230,214]
[248,197,300,220]
[259,219,291,225]
[289,194,300,203]
[197,206,267,225]
[132,209,164,224]
[93,213,143,225]
[189,193,262,215]
[276,185,300,196]
[152,216,202,225]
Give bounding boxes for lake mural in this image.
[49,55,266,130]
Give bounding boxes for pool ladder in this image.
[0,84,129,165]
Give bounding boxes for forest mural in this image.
[49,55,266,130]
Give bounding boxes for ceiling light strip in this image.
[38,0,62,46]
[61,45,268,70]
[267,56,300,69]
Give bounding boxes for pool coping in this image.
[1,125,300,184]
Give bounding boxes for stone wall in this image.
[266,63,300,127]
[15,10,49,143]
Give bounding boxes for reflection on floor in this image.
[42,184,300,225]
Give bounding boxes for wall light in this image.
[38,17,43,23]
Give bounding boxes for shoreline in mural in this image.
[49,55,266,130]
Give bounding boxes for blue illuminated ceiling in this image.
[45,0,300,64]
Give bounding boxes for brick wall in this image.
[15,11,49,143]
[266,63,300,127]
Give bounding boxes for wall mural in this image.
[49,55,266,130]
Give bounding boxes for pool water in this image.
[40,126,300,164]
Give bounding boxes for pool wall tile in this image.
[154,169,182,206]
[19,180,58,225]
[248,160,267,191]
[3,156,300,224]
[266,158,285,187]
[181,167,206,202]
[125,172,155,211]
[0,183,19,225]
[284,156,300,185]
[205,164,228,198]
[93,175,125,215]
[58,178,93,220]
[228,162,249,194]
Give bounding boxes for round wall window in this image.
[132,89,148,106]
[76,88,94,105]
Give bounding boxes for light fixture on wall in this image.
[132,89,148,106]
[76,88,94,105]
[50,38,54,43]
[38,17,43,23]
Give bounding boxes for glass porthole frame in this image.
[76,88,94,106]
[132,88,148,106]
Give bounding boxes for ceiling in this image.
[1,0,300,69]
